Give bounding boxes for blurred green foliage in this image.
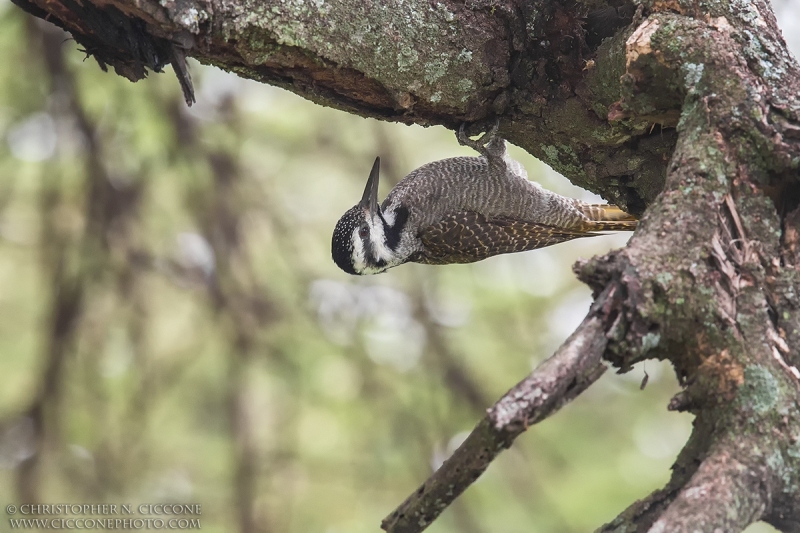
[0,6,779,533]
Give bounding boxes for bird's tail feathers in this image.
[583,219,638,232]
[579,203,637,222]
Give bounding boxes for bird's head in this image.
[331,158,406,275]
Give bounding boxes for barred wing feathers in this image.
[413,212,632,265]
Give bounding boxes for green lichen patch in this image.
[738,365,780,415]
[641,332,661,353]
[221,0,507,112]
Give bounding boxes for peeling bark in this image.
[10,0,800,531]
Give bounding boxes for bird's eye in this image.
[359,226,369,239]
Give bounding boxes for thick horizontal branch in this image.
[8,0,677,214]
[381,293,616,533]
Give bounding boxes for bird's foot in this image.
[457,119,500,156]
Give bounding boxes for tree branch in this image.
[10,0,800,530]
[381,286,619,533]
[647,445,769,533]
[8,0,676,214]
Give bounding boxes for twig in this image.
[381,290,614,533]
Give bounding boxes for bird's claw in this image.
[457,119,500,154]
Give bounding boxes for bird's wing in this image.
[412,212,597,265]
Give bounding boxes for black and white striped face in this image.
[331,206,396,275]
[330,158,409,275]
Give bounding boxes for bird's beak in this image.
[359,157,380,213]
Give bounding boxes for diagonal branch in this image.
[381,285,619,533]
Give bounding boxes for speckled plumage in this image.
[331,127,637,275]
[413,212,624,265]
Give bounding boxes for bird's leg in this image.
[457,119,501,157]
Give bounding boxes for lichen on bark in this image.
[9,0,800,530]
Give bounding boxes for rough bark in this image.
[9,0,675,214]
[11,0,800,531]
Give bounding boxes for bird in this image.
[331,123,637,275]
